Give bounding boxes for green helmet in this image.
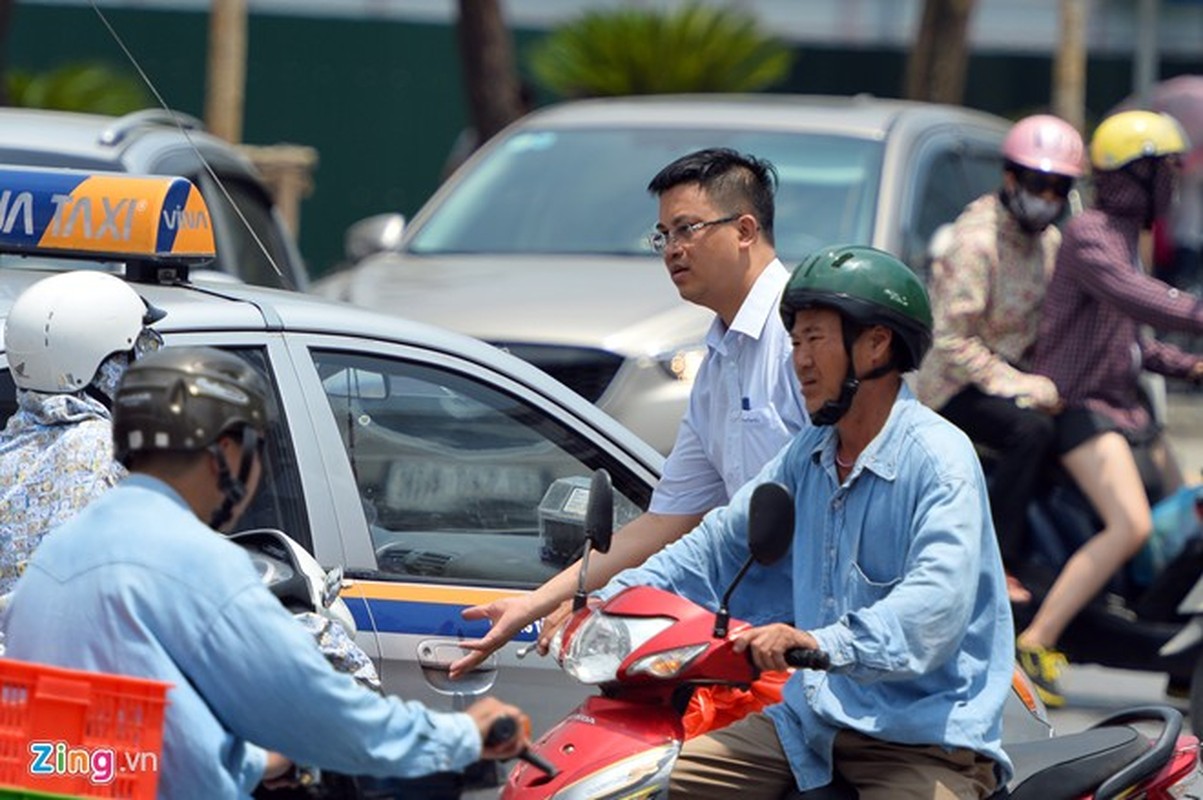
[780,244,933,372]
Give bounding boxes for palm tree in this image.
[7,62,150,115]
[529,2,794,98]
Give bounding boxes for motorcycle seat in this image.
[1002,727,1146,800]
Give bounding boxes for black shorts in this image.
[1055,407,1162,455]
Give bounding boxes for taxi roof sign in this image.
[0,166,216,264]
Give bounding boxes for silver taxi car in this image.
[317,94,1011,453]
[0,167,662,753]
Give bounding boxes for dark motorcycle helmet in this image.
[780,244,933,371]
[113,346,270,529]
[113,345,269,465]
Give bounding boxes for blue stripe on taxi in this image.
[341,580,537,642]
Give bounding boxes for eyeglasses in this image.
[648,215,739,254]
[1017,170,1073,199]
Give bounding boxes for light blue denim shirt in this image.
[602,385,1014,791]
[650,259,809,515]
[4,475,480,800]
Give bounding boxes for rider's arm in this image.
[187,579,483,781]
[1070,225,1203,332]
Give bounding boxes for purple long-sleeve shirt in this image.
[1033,208,1203,432]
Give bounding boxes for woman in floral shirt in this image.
[0,271,163,597]
[915,115,1085,620]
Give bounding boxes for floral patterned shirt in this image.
[915,193,1060,411]
[0,390,125,595]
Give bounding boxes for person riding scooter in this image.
[2,346,531,799]
[1022,109,1203,707]
[916,113,1086,606]
[591,245,1014,799]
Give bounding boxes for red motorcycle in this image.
[494,477,1203,800]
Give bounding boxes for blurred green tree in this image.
[529,2,794,98]
[7,62,151,115]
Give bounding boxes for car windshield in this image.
[407,128,884,264]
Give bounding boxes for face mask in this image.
[88,328,163,405]
[1011,189,1064,232]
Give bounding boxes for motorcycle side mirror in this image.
[714,482,795,638]
[748,482,794,566]
[573,469,614,611]
[584,469,614,555]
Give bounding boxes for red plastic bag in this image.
[682,670,790,739]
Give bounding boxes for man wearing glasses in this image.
[453,147,807,676]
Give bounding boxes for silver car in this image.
[316,94,1011,453]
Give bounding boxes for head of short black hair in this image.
[647,147,777,246]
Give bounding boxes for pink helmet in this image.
[1002,114,1086,178]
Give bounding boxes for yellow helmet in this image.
[1089,110,1190,171]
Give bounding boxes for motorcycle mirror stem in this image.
[714,483,795,639]
[573,469,615,611]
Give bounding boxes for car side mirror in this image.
[344,213,406,263]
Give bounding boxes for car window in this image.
[905,144,1003,276]
[408,128,883,265]
[0,369,15,427]
[224,347,313,550]
[311,349,649,589]
[194,174,297,290]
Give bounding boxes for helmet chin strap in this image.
[809,319,891,427]
[208,428,260,530]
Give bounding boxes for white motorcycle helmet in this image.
[4,271,162,394]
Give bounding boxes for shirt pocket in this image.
[843,560,902,611]
[735,406,791,481]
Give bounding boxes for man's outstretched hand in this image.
[450,596,536,678]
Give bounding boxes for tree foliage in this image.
[7,62,151,115]
[529,2,794,98]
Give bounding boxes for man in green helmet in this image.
[593,245,1014,799]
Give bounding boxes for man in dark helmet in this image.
[593,246,1013,799]
[3,346,530,799]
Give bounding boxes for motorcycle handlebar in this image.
[485,716,559,778]
[784,647,830,671]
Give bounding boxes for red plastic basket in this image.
[0,659,170,800]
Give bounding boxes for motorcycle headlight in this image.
[563,612,675,684]
[551,742,679,800]
[655,344,706,383]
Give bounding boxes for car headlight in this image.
[562,611,675,684]
[655,344,706,383]
[551,742,679,800]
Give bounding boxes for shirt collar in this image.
[124,472,196,514]
[705,258,790,348]
[808,382,915,482]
